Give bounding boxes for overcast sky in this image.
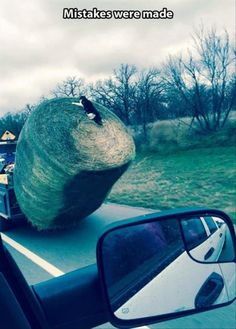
[0,0,235,115]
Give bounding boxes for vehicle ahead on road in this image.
[0,132,25,231]
[0,208,235,329]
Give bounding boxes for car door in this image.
[202,216,225,261]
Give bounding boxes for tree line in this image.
[1,27,235,139]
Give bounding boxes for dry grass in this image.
[109,114,236,222]
[108,146,236,223]
[132,113,236,153]
[149,119,236,152]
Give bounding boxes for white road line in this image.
[1,233,65,277]
[1,233,150,329]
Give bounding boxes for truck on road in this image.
[0,131,24,231]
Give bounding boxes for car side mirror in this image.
[97,208,236,328]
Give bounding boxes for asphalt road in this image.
[1,203,236,329]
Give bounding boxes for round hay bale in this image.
[14,97,135,230]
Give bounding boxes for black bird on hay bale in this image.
[14,97,135,230]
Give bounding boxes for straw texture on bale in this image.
[14,97,135,230]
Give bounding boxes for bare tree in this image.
[22,96,48,118]
[52,76,87,98]
[134,68,164,139]
[91,64,137,124]
[90,79,122,115]
[113,64,137,124]
[24,104,35,116]
[163,27,235,132]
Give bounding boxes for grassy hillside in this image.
[108,146,236,223]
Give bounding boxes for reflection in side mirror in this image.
[181,216,235,263]
[97,210,236,327]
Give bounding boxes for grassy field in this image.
[108,146,236,223]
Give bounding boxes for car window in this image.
[102,218,185,305]
[204,216,218,234]
[181,218,208,251]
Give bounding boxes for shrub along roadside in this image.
[131,114,236,154]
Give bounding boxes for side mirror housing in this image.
[97,208,236,328]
